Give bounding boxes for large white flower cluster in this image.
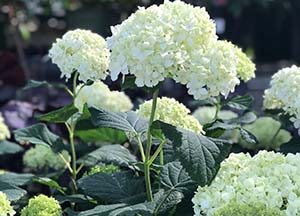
[0,113,10,141]
[49,29,109,82]
[137,97,203,134]
[192,151,300,216]
[107,0,255,99]
[264,65,300,134]
[74,81,133,113]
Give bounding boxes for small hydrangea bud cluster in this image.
[108,0,255,99]
[84,165,120,176]
[49,29,109,82]
[0,113,10,141]
[21,195,62,216]
[74,80,133,113]
[192,151,300,216]
[23,145,70,171]
[0,192,15,216]
[239,117,291,150]
[264,65,300,134]
[137,97,203,134]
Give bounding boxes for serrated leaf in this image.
[23,80,67,90]
[153,189,184,215]
[159,162,195,194]
[37,104,78,123]
[33,177,66,195]
[56,194,94,204]
[0,173,34,186]
[83,144,137,168]
[151,121,231,185]
[14,123,66,153]
[227,112,257,124]
[0,181,26,201]
[89,107,148,135]
[78,171,144,203]
[226,94,253,110]
[239,128,257,144]
[0,140,23,155]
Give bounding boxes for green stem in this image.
[144,88,159,202]
[148,140,166,165]
[137,135,146,162]
[214,96,222,120]
[160,151,164,166]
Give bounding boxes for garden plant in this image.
[1,0,300,216]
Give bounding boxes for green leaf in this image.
[0,140,23,155]
[239,128,257,144]
[153,189,184,215]
[151,121,231,185]
[159,162,195,194]
[33,177,66,195]
[0,181,26,201]
[280,137,300,154]
[14,123,66,153]
[23,80,67,90]
[89,107,148,135]
[227,112,257,124]
[37,104,78,123]
[76,123,127,144]
[83,144,137,168]
[56,194,94,204]
[0,173,34,186]
[78,171,144,203]
[69,202,154,216]
[226,94,253,110]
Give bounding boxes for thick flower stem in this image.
[144,88,159,202]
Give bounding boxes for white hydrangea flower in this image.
[74,80,133,112]
[263,65,300,134]
[192,151,300,216]
[137,97,203,134]
[107,0,217,88]
[49,29,109,83]
[0,113,10,141]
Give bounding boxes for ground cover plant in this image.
[1,0,300,215]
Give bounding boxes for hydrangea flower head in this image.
[107,0,217,88]
[263,65,300,134]
[23,145,70,171]
[192,151,300,216]
[239,117,292,150]
[0,113,10,141]
[21,195,62,216]
[49,29,109,82]
[214,201,284,216]
[0,192,15,216]
[74,81,133,112]
[137,97,203,134]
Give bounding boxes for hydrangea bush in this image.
[3,0,300,215]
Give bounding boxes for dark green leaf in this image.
[23,80,67,90]
[14,123,66,153]
[56,194,94,204]
[151,121,231,185]
[239,128,258,144]
[153,189,184,215]
[33,177,66,195]
[159,162,195,194]
[0,140,23,155]
[83,144,137,168]
[280,137,300,154]
[37,104,78,123]
[69,202,154,216]
[226,94,253,110]
[78,171,144,203]
[0,173,34,186]
[0,181,26,201]
[89,107,148,135]
[227,112,257,124]
[121,75,136,91]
